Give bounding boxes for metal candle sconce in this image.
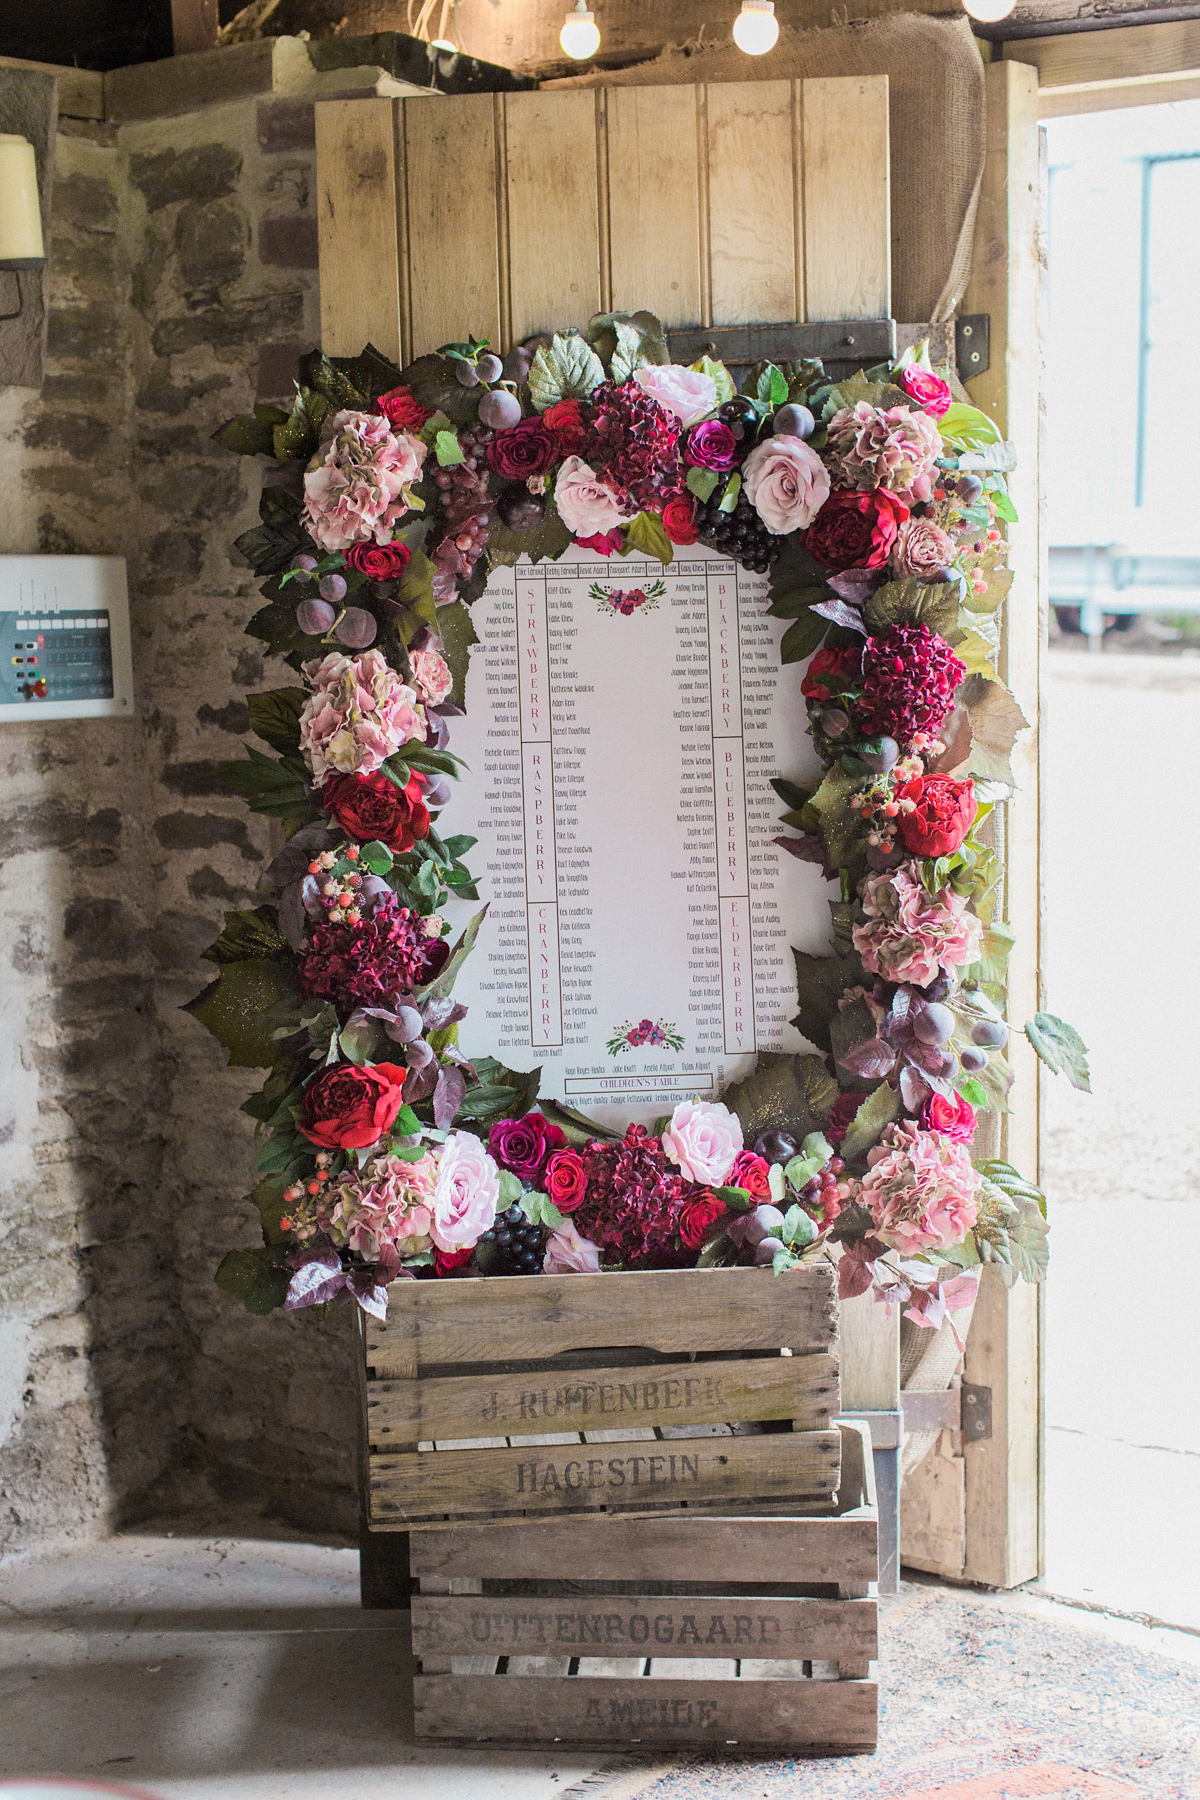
[0,134,46,320]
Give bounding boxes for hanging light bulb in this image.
[732,0,779,55]
[961,0,1016,19]
[560,0,600,59]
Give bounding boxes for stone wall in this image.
[0,92,361,1552]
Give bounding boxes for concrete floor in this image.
[1039,651,1200,1632]
[3,1534,1198,1800]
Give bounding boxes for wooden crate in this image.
[363,1263,841,1527]
[408,1420,878,1753]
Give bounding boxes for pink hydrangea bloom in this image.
[661,1099,743,1186]
[825,402,942,506]
[852,1121,980,1254]
[430,1130,500,1252]
[320,1150,438,1262]
[554,455,635,538]
[302,409,427,552]
[410,646,453,707]
[632,363,717,424]
[852,862,983,988]
[298,649,424,787]
[543,1219,603,1274]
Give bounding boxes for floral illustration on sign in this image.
[192,309,1088,1330]
[591,579,666,616]
[606,1018,686,1055]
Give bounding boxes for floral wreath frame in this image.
[193,309,1088,1330]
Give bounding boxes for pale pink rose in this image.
[319,1150,437,1262]
[851,1122,980,1254]
[298,649,424,787]
[852,862,983,988]
[554,455,635,539]
[825,402,942,506]
[409,646,453,707]
[633,363,718,424]
[302,410,427,552]
[741,434,831,535]
[543,1219,603,1274]
[892,517,957,580]
[430,1130,500,1252]
[662,1099,743,1186]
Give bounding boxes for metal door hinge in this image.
[960,1382,993,1441]
[955,314,990,379]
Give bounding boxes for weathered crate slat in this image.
[368,1350,839,1445]
[370,1428,841,1523]
[412,1593,878,1663]
[364,1265,838,1371]
[412,1672,877,1749]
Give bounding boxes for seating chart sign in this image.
[449,546,828,1126]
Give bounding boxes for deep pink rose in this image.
[826,1091,869,1147]
[899,365,952,418]
[921,1091,976,1145]
[487,1111,566,1182]
[575,529,623,555]
[346,540,412,581]
[487,419,556,480]
[685,420,738,472]
[729,1149,771,1199]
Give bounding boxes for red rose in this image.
[921,1091,976,1144]
[899,366,952,419]
[826,1090,869,1146]
[319,768,430,853]
[543,1148,588,1214]
[375,386,432,432]
[896,773,976,858]
[800,644,862,703]
[346,540,412,581]
[487,419,556,480]
[802,487,908,572]
[299,1061,407,1149]
[661,495,700,546]
[434,1246,475,1277]
[729,1150,771,1200]
[541,399,586,457]
[680,1190,729,1251]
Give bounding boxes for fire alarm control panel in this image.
[0,556,134,722]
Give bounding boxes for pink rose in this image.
[852,1121,980,1254]
[409,646,453,708]
[825,402,942,507]
[553,455,635,539]
[633,363,717,424]
[430,1130,500,1253]
[921,1091,976,1145]
[302,410,426,553]
[298,649,424,787]
[543,1219,603,1274]
[852,862,983,988]
[899,365,952,418]
[892,517,957,580]
[662,1099,743,1187]
[741,434,831,535]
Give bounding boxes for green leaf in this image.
[184,957,299,1067]
[839,1083,899,1164]
[453,1082,519,1121]
[213,402,290,458]
[956,1074,989,1109]
[518,1189,565,1230]
[690,354,735,405]
[953,674,1031,789]
[623,511,673,565]
[808,765,860,868]
[717,473,742,514]
[585,309,669,374]
[790,950,866,1054]
[234,518,312,577]
[938,402,1002,448]
[779,608,829,665]
[864,578,960,639]
[533,1095,621,1146]
[723,1050,838,1144]
[686,465,720,503]
[454,1056,542,1125]
[769,586,829,620]
[1024,1013,1091,1092]
[222,748,318,838]
[529,331,606,411]
[435,428,464,467]
[338,1014,380,1065]
[246,687,307,755]
[273,386,328,463]
[215,1246,291,1315]
[978,1158,1048,1218]
[433,597,480,709]
[952,627,1001,682]
[782,1205,817,1249]
[201,905,289,966]
[714,1184,753,1212]
[990,488,1019,524]
[968,921,1014,988]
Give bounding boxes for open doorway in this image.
[1040,95,1200,1630]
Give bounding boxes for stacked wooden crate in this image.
[361,1263,879,1752]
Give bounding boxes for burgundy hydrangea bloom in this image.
[855,623,965,746]
[298,890,448,1013]
[583,381,685,516]
[571,1124,694,1269]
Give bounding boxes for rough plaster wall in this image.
[0,96,359,1554]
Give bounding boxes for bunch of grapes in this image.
[693,490,784,576]
[430,424,495,583]
[473,1204,547,1276]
